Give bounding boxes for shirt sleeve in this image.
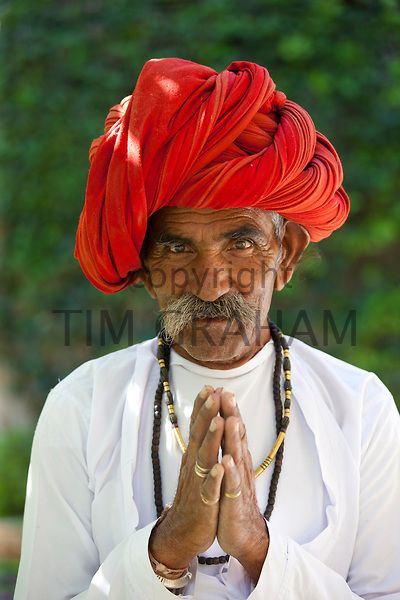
[13,388,193,600]
[249,374,400,600]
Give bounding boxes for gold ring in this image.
[195,461,211,473]
[200,490,220,506]
[224,488,242,499]
[194,461,211,479]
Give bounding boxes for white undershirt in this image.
[133,338,328,598]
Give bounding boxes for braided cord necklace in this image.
[151,319,292,565]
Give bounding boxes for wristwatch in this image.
[155,571,193,591]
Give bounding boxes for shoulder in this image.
[34,337,158,447]
[289,336,387,389]
[289,336,368,378]
[289,337,398,447]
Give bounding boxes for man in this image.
[14,58,400,599]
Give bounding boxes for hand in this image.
[149,385,225,571]
[217,391,270,582]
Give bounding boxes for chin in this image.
[173,320,252,363]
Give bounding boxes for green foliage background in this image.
[0,429,33,515]
[1,0,399,420]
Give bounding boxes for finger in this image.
[233,424,256,493]
[219,391,249,447]
[223,417,243,470]
[200,463,224,507]
[188,391,221,456]
[189,385,215,428]
[225,417,254,487]
[235,418,254,484]
[221,454,242,501]
[220,393,247,436]
[197,415,224,472]
[244,447,254,473]
[219,390,237,420]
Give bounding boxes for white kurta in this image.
[14,336,400,599]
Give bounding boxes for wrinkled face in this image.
[140,207,308,367]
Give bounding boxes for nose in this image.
[187,253,232,302]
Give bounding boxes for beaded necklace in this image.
[152,319,292,565]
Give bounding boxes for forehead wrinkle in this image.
[161,212,261,226]
[142,209,275,264]
[152,206,265,226]
[154,221,269,248]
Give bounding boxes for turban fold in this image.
[74,57,350,293]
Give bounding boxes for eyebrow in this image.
[155,225,267,246]
[221,225,266,242]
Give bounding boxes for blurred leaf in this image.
[1,0,399,413]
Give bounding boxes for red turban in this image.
[74,57,350,293]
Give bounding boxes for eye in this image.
[231,238,254,250]
[168,242,190,253]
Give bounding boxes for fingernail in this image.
[229,393,236,407]
[205,395,214,409]
[200,385,212,399]
[211,465,219,477]
[236,420,240,433]
[209,418,217,432]
[228,456,234,467]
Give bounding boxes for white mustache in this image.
[160,292,257,340]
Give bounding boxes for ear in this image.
[274,221,310,291]
[132,267,158,300]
